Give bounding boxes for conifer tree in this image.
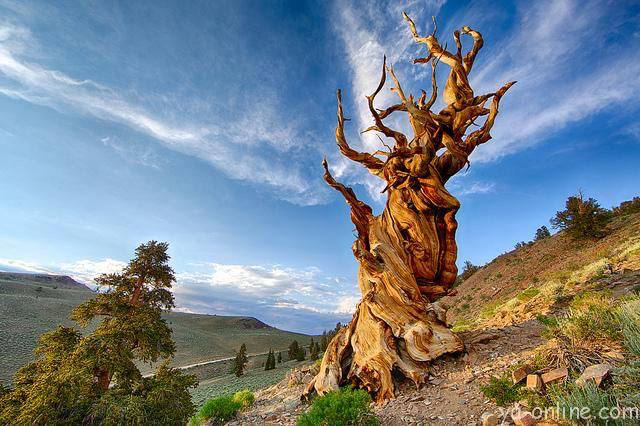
[233,343,248,377]
[295,347,306,362]
[264,349,276,371]
[288,340,300,360]
[277,351,282,363]
[534,225,551,241]
[320,331,328,352]
[309,338,318,361]
[0,241,197,425]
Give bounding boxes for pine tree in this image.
[315,341,321,355]
[320,331,328,352]
[551,192,610,239]
[265,349,276,371]
[310,338,319,361]
[288,340,300,360]
[295,347,306,362]
[233,343,248,377]
[534,225,551,241]
[0,241,197,425]
[277,351,282,363]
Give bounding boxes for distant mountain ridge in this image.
[0,272,313,385]
[0,271,93,291]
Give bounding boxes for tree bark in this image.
[304,13,513,403]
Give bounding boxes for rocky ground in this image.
[227,321,546,425]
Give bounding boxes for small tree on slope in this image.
[0,241,197,425]
[551,192,610,239]
[233,343,248,377]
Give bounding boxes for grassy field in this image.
[0,272,314,385]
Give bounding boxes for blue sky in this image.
[1,0,639,334]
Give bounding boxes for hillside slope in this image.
[442,211,640,330]
[0,272,312,385]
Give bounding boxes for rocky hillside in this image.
[443,211,640,331]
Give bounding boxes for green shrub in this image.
[618,299,640,356]
[196,395,242,425]
[552,382,626,425]
[297,387,378,426]
[480,374,523,406]
[232,389,255,408]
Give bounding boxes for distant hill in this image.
[0,272,313,385]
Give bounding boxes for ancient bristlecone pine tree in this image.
[304,13,514,402]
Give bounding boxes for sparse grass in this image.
[535,295,640,423]
[451,319,474,332]
[297,387,378,426]
[516,287,540,301]
[480,300,504,319]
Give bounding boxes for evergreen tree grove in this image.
[534,225,551,241]
[0,241,197,425]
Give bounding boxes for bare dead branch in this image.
[334,90,385,174]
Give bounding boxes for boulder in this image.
[576,364,612,388]
[541,367,568,385]
[526,374,543,391]
[481,411,499,426]
[512,410,536,426]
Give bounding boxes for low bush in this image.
[479,374,523,406]
[232,389,255,408]
[191,389,255,425]
[297,387,378,426]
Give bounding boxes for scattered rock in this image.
[526,374,543,391]
[481,411,499,426]
[576,364,612,388]
[512,409,536,426]
[512,365,529,384]
[541,367,568,385]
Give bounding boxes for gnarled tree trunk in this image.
[304,13,514,403]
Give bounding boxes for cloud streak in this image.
[0,22,328,206]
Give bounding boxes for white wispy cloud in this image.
[0,22,328,206]
[0,258,51,274]
[58,258,127,284]
[0,257,126,288]
[466,0,640,163]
